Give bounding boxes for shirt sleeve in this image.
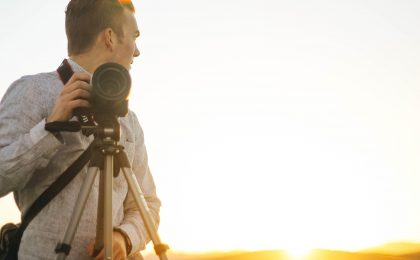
[116,112,161,255]
[0,77,64,197]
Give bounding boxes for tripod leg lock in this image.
[154,243,170,255]
[55,242,72,255]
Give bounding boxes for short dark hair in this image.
[65,0,135,55]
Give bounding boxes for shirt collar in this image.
[67,58,90,75]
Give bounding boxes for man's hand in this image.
[86,231,127,260]
[47,72,91,122]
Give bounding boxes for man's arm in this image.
[0,77,64,197]
[0,72,92,197]
[116,112,161,256]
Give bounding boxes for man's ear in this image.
[103,28,115,51]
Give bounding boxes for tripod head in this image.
[45,114,121,142]
[92,114,121,142]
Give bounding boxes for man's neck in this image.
[69,52,106,73]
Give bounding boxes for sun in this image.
[285,246,313,260]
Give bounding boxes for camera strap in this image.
[57,59,96,135]
[6,139,95,260]
[57,59,73,85]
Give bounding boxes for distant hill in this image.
[362,241,420,256]
[143,249,412,260]
[143,242,420,260]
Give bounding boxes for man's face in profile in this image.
[110,8,140,71]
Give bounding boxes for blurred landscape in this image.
[143,242,420,260]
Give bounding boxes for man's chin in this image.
[106,60,131,70]
[120,63,131,71]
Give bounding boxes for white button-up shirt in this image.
[0,59,161,259]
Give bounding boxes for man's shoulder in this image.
[122,110,141,130]
[18,70,60,86]
[120,110,144,141]
[8,71,61,93]
[1,70,61,104]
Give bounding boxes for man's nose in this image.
[134,44,140,57]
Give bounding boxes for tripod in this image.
[53,116,169,260]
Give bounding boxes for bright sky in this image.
[1,0,420,255]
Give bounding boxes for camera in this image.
[90,62,131,117]
[48,60,132,136]
[72,62,131,136]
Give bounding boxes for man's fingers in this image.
[68,99,91,110]
[61,72,91,96]
[61,80,91,95]
[63,88,91,102]
[94,248,104,260]
[113,242,124,259]
[93,244,123,259]
[86,243,95,256]
[66,72,91,85]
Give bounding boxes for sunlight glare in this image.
[286,246,313,260]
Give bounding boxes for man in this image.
[0,0,161,259]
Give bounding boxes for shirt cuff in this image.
[114,227,133,256]
[116,224,141,256]
[33,119,64,144]
[30,119,64,151]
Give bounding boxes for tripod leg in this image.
[103,154,114,260]
[55,167,100,260]
[93,154,114,260]
[121,167,169,260]
[94,169,104,255]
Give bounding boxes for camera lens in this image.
[91,63,131,116]
[92,63,131,102]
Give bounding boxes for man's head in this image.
[65,0,140,70]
